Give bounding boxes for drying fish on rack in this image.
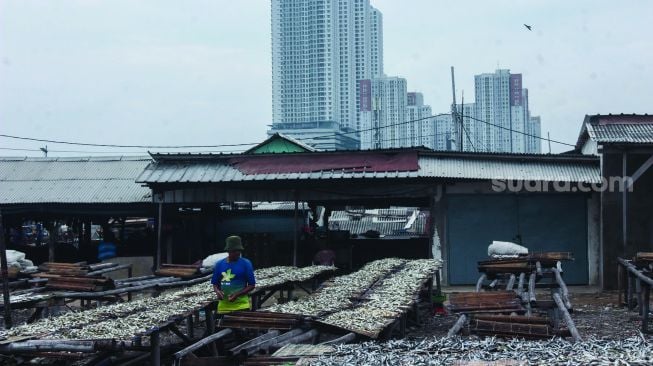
[265,258,407,316]
[310,335,653,365]
[3,282,215,340]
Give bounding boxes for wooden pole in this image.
[319,332,356,345]
[553,292,581,342]
[293,193,299,267]
[552,267,572,310]
[48,221,55,263]
[506,274,516,291]
[475,273,486,292]
[0,210,12,329]
[528,272,537,304]
[150,331,160,366]
[447,314,467,336]
[156,202,163,270]
[174,329,232,363]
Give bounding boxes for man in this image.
[211,235,256,314]
[313,239,336,266]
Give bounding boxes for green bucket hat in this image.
[224,235,245,251]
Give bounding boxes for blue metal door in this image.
[447,194,588,285]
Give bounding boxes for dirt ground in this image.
[407,290,649,340]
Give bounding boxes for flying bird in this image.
[523,24,532,31]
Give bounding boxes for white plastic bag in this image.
[202,252,228,269]
[488,241,528,257]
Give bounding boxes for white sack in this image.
[202,252,228,269]
[488,241,528,257]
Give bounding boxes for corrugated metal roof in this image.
[586,123,653,144]
[329,208,428,238]
[418,155,600,183]
[0,156,152,204]
[137,151,600,184]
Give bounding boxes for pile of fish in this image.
[2,264,336,341]
[311,336,653,365]
[265,258,441,337]
[322,259,441,336]
[3,282,215,340]
[255,265,335,290]
[265,258,406,316]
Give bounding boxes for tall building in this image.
[528,116,542,153]
[473,70,541,153]
[360,77,407,149]
[353,0,372,132]
[406,92,434,148]
[270,0,383,150]
[271,0,340,129]
[458,103,478,152]
[433,114,455,151]
[369,6,384,78]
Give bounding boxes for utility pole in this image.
[0,210,12,329]
[547,132,552,154]
[450,67,462,151]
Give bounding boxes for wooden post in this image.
[206,306,218,356]
[627,272,634,310]
[293,194,299,267]
[186,315,194,339]
[0,210,12,329]
[643,285,650,333]
[48,221,55,263]
[618,262,623,307]
[156,202,163,270]
[150,331,161,366]
[84,220,91,246]
[636,278,643,316]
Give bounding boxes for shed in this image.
[138,148,602,285]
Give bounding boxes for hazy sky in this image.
[1,0,651,155]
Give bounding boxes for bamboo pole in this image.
[319,332,356,345]
[553,292,581,342]
[447,314,467,336]
[273,329,319,349]
[552,267,572,310]
[506,274,516,291]
[475,274,486,292]
[174,329,232,364]
[528,272,537,304]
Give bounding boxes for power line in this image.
[0,134,260,149]
[0,111,574,152]
[461,114,575,147]
[0,147,41,152]
[461,123,476,151]
[308,113,452,141]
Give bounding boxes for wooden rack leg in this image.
[627,274,634,310]
[435,270,442,296]
[475,274,486,292]
[206,306,218,356]
[150,331,161,366]
[186,315,194,339]
[637,278,644,316]
[643,285,651,333]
